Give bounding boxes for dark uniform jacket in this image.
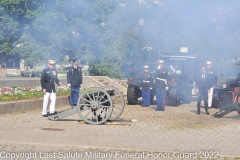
[154,67,169,89]
[196,73,211,92]
[40,68,60,92]
[206,67,217,87]
[139,72,153,90]
[67,65,82,86]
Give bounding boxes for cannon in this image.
[213,87,240,118]
[48,86,125,124]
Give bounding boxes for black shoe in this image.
[206,112,210,115]
[197,113,200,115]
[141,105,149,107]
[49,112,57,116]
[155,109,164,111]
[71,104,77,108]
[42,114,48,117]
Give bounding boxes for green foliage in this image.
[0,0,44,55]
[14,34,49,66]
[1,0,240,77]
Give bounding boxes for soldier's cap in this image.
[48,60,56,65]
[206,61,212,65]
[143,65,149,69]
[73,59,78,63]
[157,60,164,64]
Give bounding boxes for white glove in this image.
[67,83,71,87]
[165,87,169,90]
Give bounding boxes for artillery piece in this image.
[48,86,125,124]
[213,87,240,118]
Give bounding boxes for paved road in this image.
[0,101,240,160]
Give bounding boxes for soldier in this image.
[196,66,210,115]
[41,60,62,117]
[154,60,169,111]
[206,61,217,107]
[139,65,152,107]
[67,59,82,107]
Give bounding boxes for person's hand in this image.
[43,89,46,94]
[196,88,199,93]
[207,90,210,93]
[59,82,62,86]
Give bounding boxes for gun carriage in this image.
[213,87,240,118]
[48,86,125,125]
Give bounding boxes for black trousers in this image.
[197,91,209,114]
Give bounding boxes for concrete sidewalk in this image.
[0,102,240,160]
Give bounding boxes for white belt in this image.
[156,78,166,81]
[143,81,150,82]
[156,78,167,85]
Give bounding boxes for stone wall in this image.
[0,96,68,114]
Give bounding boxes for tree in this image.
[0,0,44,55]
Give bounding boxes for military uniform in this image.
[154,60,168,111]
[206,61,217,107]
[139,65,152,107]
[196,67,210,115]
[40,60,61,116]
[206,68,217,87]
[67,60,82,106]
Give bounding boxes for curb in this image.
[0,95,68,114]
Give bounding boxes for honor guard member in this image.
[67,59,82,107]
[139,65,152,107]
[206,61,217,107]
[196,66,210,115]
[154,60,169,111]
[41,60,62,117]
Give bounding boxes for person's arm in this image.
[195,74,200,92]
[79,67,83,84]
[54,70,61,86]
[67,71,71,86]
[40,69,46,94]
[67,67,72,86]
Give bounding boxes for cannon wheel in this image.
[77,87,113,125]
[100,86,125,120]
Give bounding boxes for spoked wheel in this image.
[77,87,113,125]
[100,86,125,120]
